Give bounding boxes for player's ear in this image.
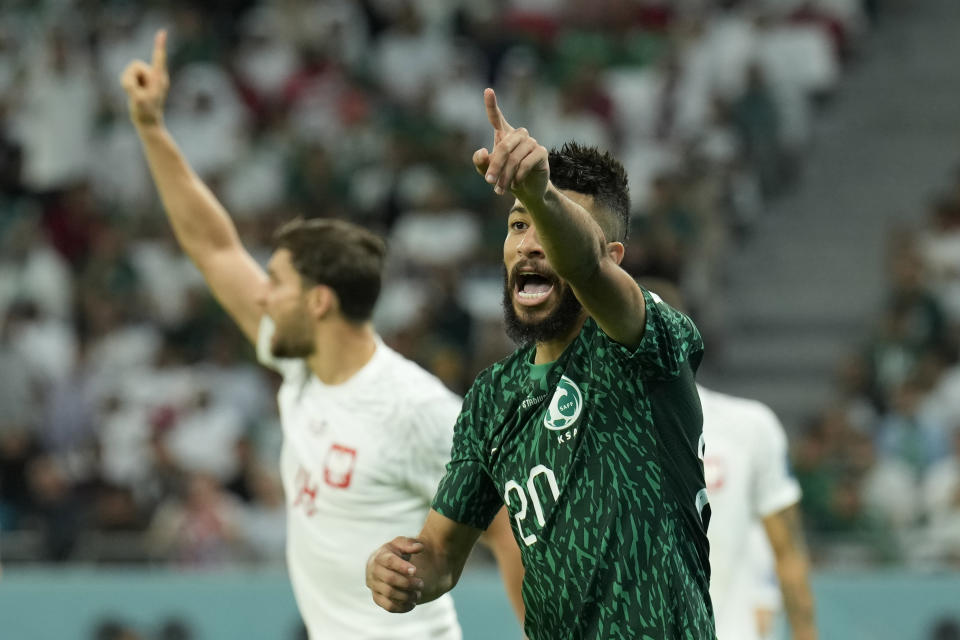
[306,285,337,320]
[606,241,625,265]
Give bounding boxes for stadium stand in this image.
[2,0,958,581]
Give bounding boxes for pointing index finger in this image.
[484,88,513,134]
[152,29,168,76]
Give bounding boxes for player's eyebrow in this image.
[508,204,527,216]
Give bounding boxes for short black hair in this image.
[273,218,387,323]
[549,142,631,242]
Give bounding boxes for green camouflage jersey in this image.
[433,289,714,640]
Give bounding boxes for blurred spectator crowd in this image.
[0,0,909,568]
[795,166,960,567]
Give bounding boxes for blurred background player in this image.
[120,31,522,639]
[699,385,816,640]
[642,277,816,640]
[367,90,713,639]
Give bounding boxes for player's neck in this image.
[306,321,378,385]
[533,315,587,365]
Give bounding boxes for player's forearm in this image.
[776,551,817,640]
[766,505,818,640]
[135,124,242,263]
[523,184,607,286]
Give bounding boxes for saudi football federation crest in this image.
[543,375,583,431]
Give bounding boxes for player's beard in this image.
[271,307,316,359]
[501,265,583,346]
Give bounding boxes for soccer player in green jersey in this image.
[366,89,715,640]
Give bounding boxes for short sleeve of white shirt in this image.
[257,315,303,380]
[750,405,802,518]
[396,392,463,503]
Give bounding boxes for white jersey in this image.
[698,385,801,640]
[258,317,463,640]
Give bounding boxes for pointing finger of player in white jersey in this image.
[120,29,170,127]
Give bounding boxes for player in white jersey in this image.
[698,385,817,640]
[121,31,522,638]
[257,315,465,637]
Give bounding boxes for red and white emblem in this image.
[704,456,726,492]
[323,444,357,489]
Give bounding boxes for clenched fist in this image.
[120,29,169,128]
[366,536,426,613]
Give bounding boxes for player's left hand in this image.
[366,537,426,613]
[473,88,549,202]
[120,29,170,128]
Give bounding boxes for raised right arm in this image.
[122,30,265,344]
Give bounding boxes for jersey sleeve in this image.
[431,380,503,530]
[599,288,704,381]
[399,390,463,503]
[256,315,302,379]
[750,404,802,518]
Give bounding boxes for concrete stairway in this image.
[698,0,960,428]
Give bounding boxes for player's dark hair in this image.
[273,218,386,323]
[549,142,631,243]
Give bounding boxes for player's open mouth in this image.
[514,272,555,306]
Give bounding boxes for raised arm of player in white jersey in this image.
[474,89,647,348]
[121,30,266,344]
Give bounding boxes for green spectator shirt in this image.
[433,289,715,640]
